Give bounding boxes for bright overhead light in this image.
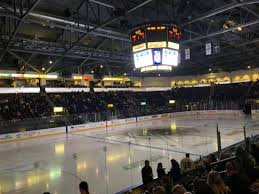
[158,74,161,77]
[91,70,94,74]
[42,67,45,71]
[49,60,53,64]
[100,65,103,68]
[209,68,212,71]
[123,73,127,76]
[247,65,251,69]
[133,68,136,71]
[237,26,242,31]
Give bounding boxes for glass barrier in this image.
[1,100,259,193]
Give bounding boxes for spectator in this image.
[157,162,166,179]
[169,159,181,181]
[207,170,229,194]
[171,185,187,194]
[161,176,173,194]
[180,153,195,173]
[225,161,254,194]
[235,146,255,174]
[141,160,153,185]
[79,181,89,194]
[251,143,259,164]
[153,186,166,194]
[209,153,217,163]
[193,178,214,194]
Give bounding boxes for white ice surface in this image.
[0,114,259,194]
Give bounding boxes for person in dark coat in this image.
[169,159,181,181]
[141,160,153,185]
[157,162,166,179]
[251,144,259,164]
[79,181,89,194]
[225,161,256,194]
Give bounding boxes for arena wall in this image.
[0,110,242,143]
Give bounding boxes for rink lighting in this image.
[107,153,127,162]
[55,144,64,154]
[108,104,114,108]
[141,102,146,106]
[103,77,130,82]
[53,107,63,113]
[140,65,172,72]
[77,161,88,171]
[73,75,82,80]
[49,168,61,180]
[171,123,177,131]
[169,100,176,104]
[7,73,58,79]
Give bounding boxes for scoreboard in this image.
[130,24,182,72]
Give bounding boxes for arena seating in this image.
[0,81,258,121]
[117,136,259,194]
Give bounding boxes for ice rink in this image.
[0,113,259,194]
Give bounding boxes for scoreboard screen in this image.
[130,24,181,72]
[130,29,146,46]
[146,26,167,42]
[162,49,178,66]
[133,49,153,68]
[168,27,182,42]
[130,25,181,47]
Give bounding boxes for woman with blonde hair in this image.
[207,171,229,194]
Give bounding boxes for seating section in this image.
[0,81,259,121]
[130,137,259,194]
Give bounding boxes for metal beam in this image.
[240,5,259,19]
[78,38,107,68]
[89,0,115,9]
[46,0,153,73]
[0,0,41,63]
[127,0,153,14]
[7,50,41,73]
[0,5,129,41]
[181,0,259,26]
[182,19,259,43]
[4,48,130,63]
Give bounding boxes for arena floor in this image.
[0,113,259,194]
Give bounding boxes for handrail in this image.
[210,156,237,167]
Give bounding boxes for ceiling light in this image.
[124,73,127,76]
[247,65,251,69]
[209,68,212,71]
[42,67,45,71]
[133,68,136,71]
[237,27,242,31]
[91,70,94,74]
[100,65,103,68]
[49,60,53,64]
[158,74,161,77]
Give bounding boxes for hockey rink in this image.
[0,113,259,194]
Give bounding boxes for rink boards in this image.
[0,110,242,143]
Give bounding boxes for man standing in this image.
[141,160,153,185]
[180,153,195,173]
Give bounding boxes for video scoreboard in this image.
[130,24,182,72]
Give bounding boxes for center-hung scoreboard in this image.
[130,24,182,72]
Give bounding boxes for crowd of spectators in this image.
[0,94,51,121]
[137,139,259,194]
[0,81,259,121]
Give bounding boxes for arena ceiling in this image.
[0,0,259,77]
